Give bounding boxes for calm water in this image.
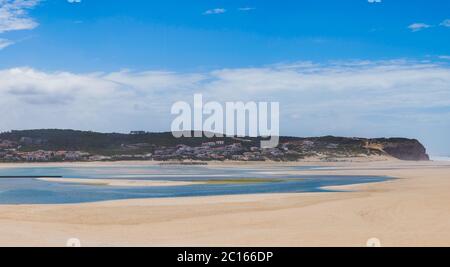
[0,165,390,204]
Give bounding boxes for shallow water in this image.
[0,165,390,204]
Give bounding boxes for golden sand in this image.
[0,160,449,247]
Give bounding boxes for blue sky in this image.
[2,0,450,71]
[0,0,450,155]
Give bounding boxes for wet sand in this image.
[37,178,203,187]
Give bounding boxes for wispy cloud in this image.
[203,8,226,15]
[0,38,13,49]
[407,19,449,32]
[408,23,431,32]
[0,0,40,33]
[67,0,81,4]
[440,19,450,28]
[238,7,256,11]
[368,0,382,3]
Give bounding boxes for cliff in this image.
[371,138,430,161]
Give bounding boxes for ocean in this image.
[430,156,450,161]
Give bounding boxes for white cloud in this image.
[0,67,206,130]
[408,23,431,32]
[439,55,450,60]
[203,8,226,15]
[0,38,13,49]
[67,0,81,3]
[238,7,256,11]
[440,19,450,27]
[1,60,450,137]
[0,0,40,33]
[0,68,204,106]
[206,60,450,102]
[368,0,382,3]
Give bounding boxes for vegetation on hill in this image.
[0,129,429,161]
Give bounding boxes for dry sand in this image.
[0,160,449,247]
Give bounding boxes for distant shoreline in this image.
[1,155,448,171]
[0,155,400,169]
[430,156,450,162]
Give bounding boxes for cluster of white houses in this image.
[0,137,306,162]
[152,141,290,161]
[0,149,90,162]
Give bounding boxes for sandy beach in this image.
[0,160,449,247]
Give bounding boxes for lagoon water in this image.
[0,165,390,204]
